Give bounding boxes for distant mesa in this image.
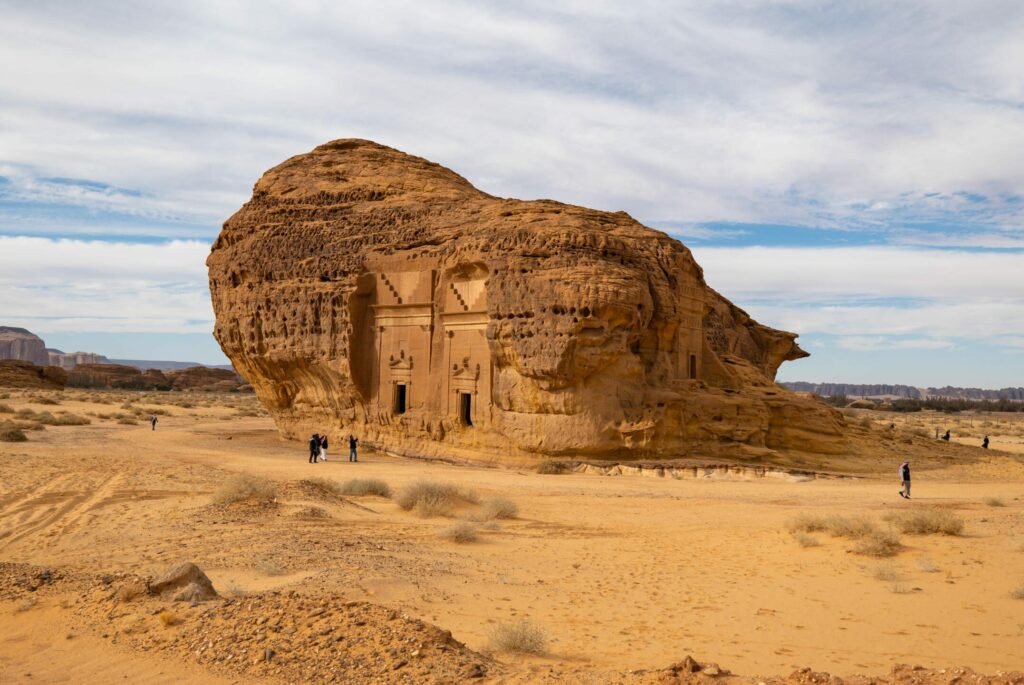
[208,139,846,460]
[784,382,1024,402]
[0,325,244,392]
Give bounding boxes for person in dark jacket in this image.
[348,434,359,462]
[899,460,911,499]
[309,433,320,464]
[942,429,951,441]
[982,436,990,449]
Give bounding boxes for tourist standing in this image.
[899,460,911,499]
[309,433,320,464]
[348,434,359,462]
[982,436,990,449]
[150,414,158,431]
[319,434,328,462]
[942,429,951,442]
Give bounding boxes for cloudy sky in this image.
[1,1,1022,387]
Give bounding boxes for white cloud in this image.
[691,246,1024,344]
[835,336,955,352]
[0,237,213,333]
[0,1,1023,228]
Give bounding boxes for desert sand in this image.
[2,389,1024,684]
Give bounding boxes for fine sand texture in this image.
[2,389,1024,684]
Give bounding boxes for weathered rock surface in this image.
[47,348,108,369]
[208,139,846,460]
[0,326,50,365]
[0,360,67,389]
[150,562,218,602]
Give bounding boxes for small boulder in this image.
[151,562,218,602]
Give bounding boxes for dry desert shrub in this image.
[916,557,942,573]
[792,532,821,548]
[889,582,914,594]
[787,513,877,538]
[15,597,37,612]
[786,513,829,534]
[0,427,28,442]
[488,619,547,655]
[337,478,392,498]
[853,529,902,558]
[884,508,964,536]
[34,396,60,405]
[477,496,518,520]
[873,562,903,582]
[159,610,182,627]
[395,480,478,518]
[984,497,1006,507]
[0,403,14,413]
[256,558,286,576]
[1011,585,1024,600]
[438,521,478,543]
[213,473,277,505]
[536,460,571,475]
[117,417,138,425]
[50,412,90,426]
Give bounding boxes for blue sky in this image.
[1,1,1022,387]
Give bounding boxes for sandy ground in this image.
[2,390,1024,683]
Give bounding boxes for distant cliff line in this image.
[783,382,1024,402]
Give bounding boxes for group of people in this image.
[939,428,990,448]
[898,428,996,499]
[308,433,359,464]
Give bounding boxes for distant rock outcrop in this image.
[0,360,67,389]
[784,382,1024,402]
[46,349,108,370]
[65,363,246,392]
[0,327,49,365]
[208,139,846,461]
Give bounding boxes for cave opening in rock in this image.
[459,392,473,427]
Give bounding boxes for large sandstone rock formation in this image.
[0,360,67,389]
[208,140,845,461]
[0,327,49,365]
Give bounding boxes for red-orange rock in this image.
[208,140,845,460]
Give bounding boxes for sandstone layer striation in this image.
[208,140,845,460]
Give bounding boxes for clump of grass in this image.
[916,557,941,573]
[35,397,60,406]
[117,417,138,425]
[488,619,547,655]
[256,559,286,576]
[984,497,1006,507]
[212,473,277,505]
[1011,585,1024,600]
[873,562,903,582]
[337,478,392,498]
[0,427,28,442]
[536,460,571,475]
[884,509,964,536]
[395,480,478,518]
[476,496,518,520]
[438,521,478,543]
[787,513,877,539]
[0,403,14,413]
[852,529,902,557]
[159,610,182,626]
[889,582,914,594]
[15,597,37,612]
[50,412,90,426]
[792,532,821,548]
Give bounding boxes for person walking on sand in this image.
[150,414,157,431]
[899,460,911,499]
[309,433,320,464]
[983,436,990,449]
[942,429,951,442]
[348,434,359,462]
[319,434,328,462]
